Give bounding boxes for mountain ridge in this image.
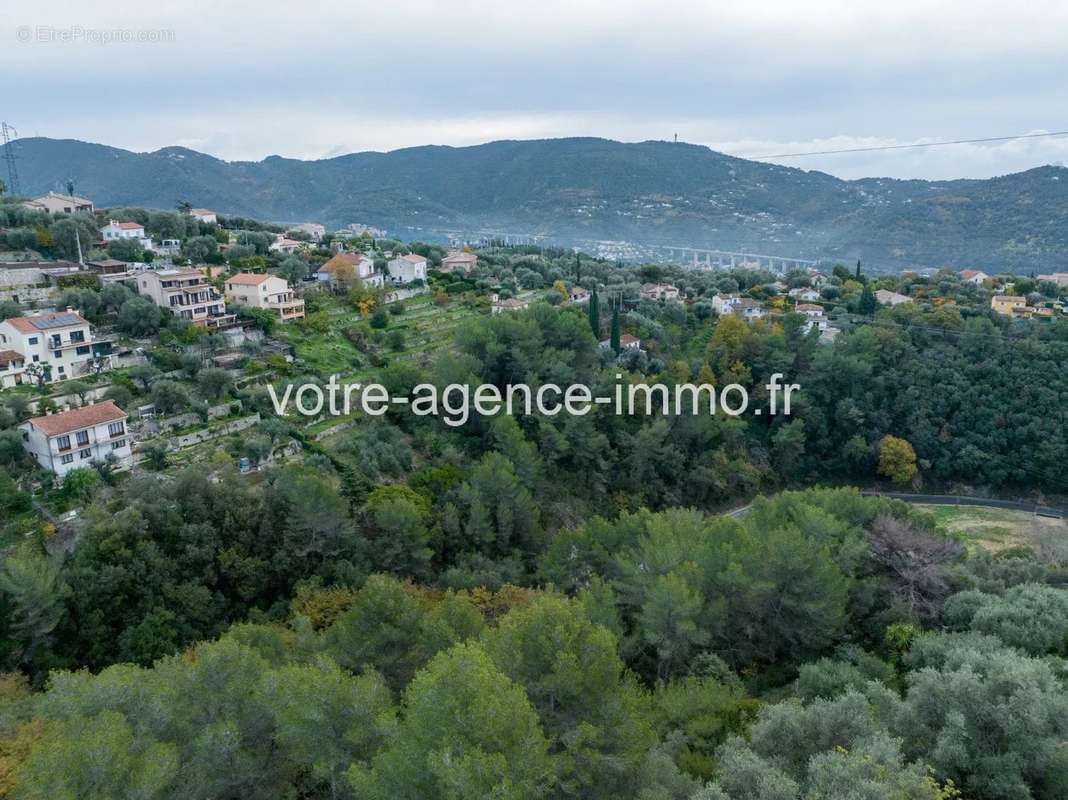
[6,136,1068,271]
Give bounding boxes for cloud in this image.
[2,0,1066,179]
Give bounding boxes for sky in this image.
[3,0,1068,180]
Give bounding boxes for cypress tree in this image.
[589,287,600,338]
[855,259,862,280]
[610,302,621,353]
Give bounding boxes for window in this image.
[27,337,37,345]
[79,449,91,460]
[76,346,90,356]
[56,434,71,451]
[111,440,126,450]
[60,454,73,465]
[107,421,125,437]
[70,331,85,343]
[75,430,89,446]
[32,355,39,363]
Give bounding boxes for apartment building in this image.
[224,273,305,322]
[0,310,113,384]
[137,269,236,328]
[19,400,132,477]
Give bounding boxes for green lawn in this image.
[917,503,1067,552]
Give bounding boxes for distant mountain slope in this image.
[7,136,1068,270]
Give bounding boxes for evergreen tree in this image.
[858,285,877,315]
[855,259,862,280]
[610,302,621,352]
[589,287,600,338]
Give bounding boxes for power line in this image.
[747,130,1068,160]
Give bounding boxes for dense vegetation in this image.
[3,486,1068,799]
[0,238,1066,798]
[9,136,1068,270]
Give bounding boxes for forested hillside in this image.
[1,254,1067,797]
[9,136,1068,270]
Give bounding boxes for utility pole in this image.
[1,122,21,197]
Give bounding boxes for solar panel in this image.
[31,314,81,330]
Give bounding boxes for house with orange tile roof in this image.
[19,400,131,476]
[316,253,383,287]
[387,253,428,284]
[0,310,113,384]
[224,273,305,322]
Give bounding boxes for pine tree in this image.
[610,302,621,353]
[855,259,862,280]
[588,287,600,338]
[574,252,582,282]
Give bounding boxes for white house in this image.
[960,269,989,286]
[788,287,820,302]
[0,310,113,384]
[387,254,428,284]
[137,269,235,328]
[440,251,478,275]
[225,273,305,322]
[316,253,383,287]
[269,235,304,254]
[0,350,26,389]
[491,296,531,314]
[189,208,218,224]
[100,220,147,242]
[19,400,131,477]
[151,239,181,256]
[732,298,765,321]
[22,192,94,215]
[640,283,680,301]
[569,287,591,304]
[712,293,742,315]
[795,303,828,333]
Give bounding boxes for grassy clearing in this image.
[917,503,1068,552]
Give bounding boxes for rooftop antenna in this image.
[66,177,75,197]
[1,122,21,196]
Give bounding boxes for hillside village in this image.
[0,190,1067,495]
[1,189,1068,800]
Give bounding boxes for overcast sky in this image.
[3,0,1068,180]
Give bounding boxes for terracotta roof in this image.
[190,208,215,215]
[619,334,640,345]
[107,221,144,230]
[3,311,89,333]
[319,253,370,273]
[0,350,23,367]
[442,251,477,262]
[399,254,426,263]
[28,192,93,206]
[26,400,126,437]
[795,303,823,312]
[227,272,270,286]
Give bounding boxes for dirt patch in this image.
[916,504,1068,553]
